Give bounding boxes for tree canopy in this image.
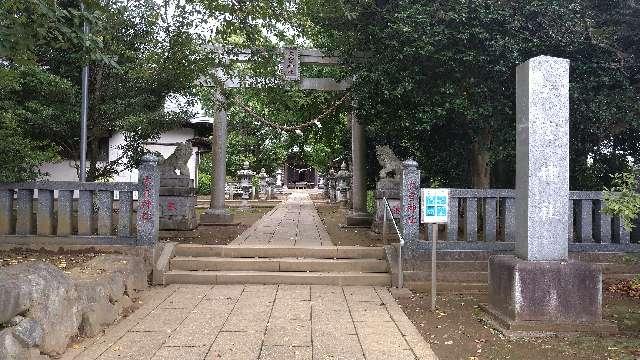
[1,0,638,191]
[297,0,640,190]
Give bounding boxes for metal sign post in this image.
[421,188,449,312]
[79,2,90,182]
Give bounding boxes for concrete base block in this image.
[346,211,372,227]
[199,208,233,225]
[484,255,616,335]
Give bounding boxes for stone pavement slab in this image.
[232,190,332,247]
[66,284,437,360]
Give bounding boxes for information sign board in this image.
[421,188,449,224]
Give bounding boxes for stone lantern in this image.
[257,168,269,200]
[336,162,351,207]
[237,161,255,202]
[327,169,337,203]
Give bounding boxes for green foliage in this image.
[1,1,214,181]
[197,155,212,196]
[199,83,349,178]
[366,190,375,215]
[299,0,640,189]
[0,0,109,65]
[0,120,59,182]
[603,170,640,231]
[0,64,73,181]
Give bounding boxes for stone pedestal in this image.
[372,178,401,233]
[485,56,613,335]
[200,208,233,224]
[159,177,197,231]
[484,256,615,335]
[345,211,372,227]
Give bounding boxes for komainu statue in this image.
[375,145,402,180]
[158,142,192,178]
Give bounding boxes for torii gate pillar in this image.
[346,111,372,226]
[200,92,233,224]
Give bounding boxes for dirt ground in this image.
[0,249,103,271]
[396,285,640,360]
[159,206,272,245]
[313,200,384,247]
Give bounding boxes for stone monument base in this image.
[371,178,401,233]
[159,177,197,231]
[346,211,372,227]
[199,208,236,225]
[483,255,617,336]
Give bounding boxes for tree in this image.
[297,0,640,190]
[193,0,351,183]
[0,0,103,181]
[1,0,214,181]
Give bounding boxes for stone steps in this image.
[164,270,391,286]
[171,256,389,273]
[165,244,390,286]
[174,244,385,259]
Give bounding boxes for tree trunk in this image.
[470,129,491,189]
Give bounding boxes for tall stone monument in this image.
[485,56,614,334]
[157,142,197,231]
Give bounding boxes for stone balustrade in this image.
[0,155,159,246]
[433,189,637,251]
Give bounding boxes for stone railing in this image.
[431,189,638,251]
[0,155,160,246]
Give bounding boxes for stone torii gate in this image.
[199,48,370,226]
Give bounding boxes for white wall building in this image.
[39,128,198,184]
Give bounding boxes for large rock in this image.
[79,302,118,337]
[13,318,43,348]
[0,262,81,357]
[69,255,148,337]
[71,255,147,295]
[0,328,49,360]
[0,269,34,324]
[0,328,30,359]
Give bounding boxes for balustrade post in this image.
[57,190,73,236]
[0,190,13,235]
[37,189,54,235]
[77,190,93,235]
[401,159,420,246]
[502,197,516,242]
[447,197,459,242]
[576,200,593,243]
[595,200,612,244]
[97,190,113,236]
[118,191,133,237]
[16,189,34,235]
[466,198,478,242]
[484,197,497,242]
[137,155,160,246]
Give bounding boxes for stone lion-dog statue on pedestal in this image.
[375,145,403,180]
[158,141,193,178]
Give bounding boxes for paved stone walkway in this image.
[64,284,435,360]
[232,190,332,247]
